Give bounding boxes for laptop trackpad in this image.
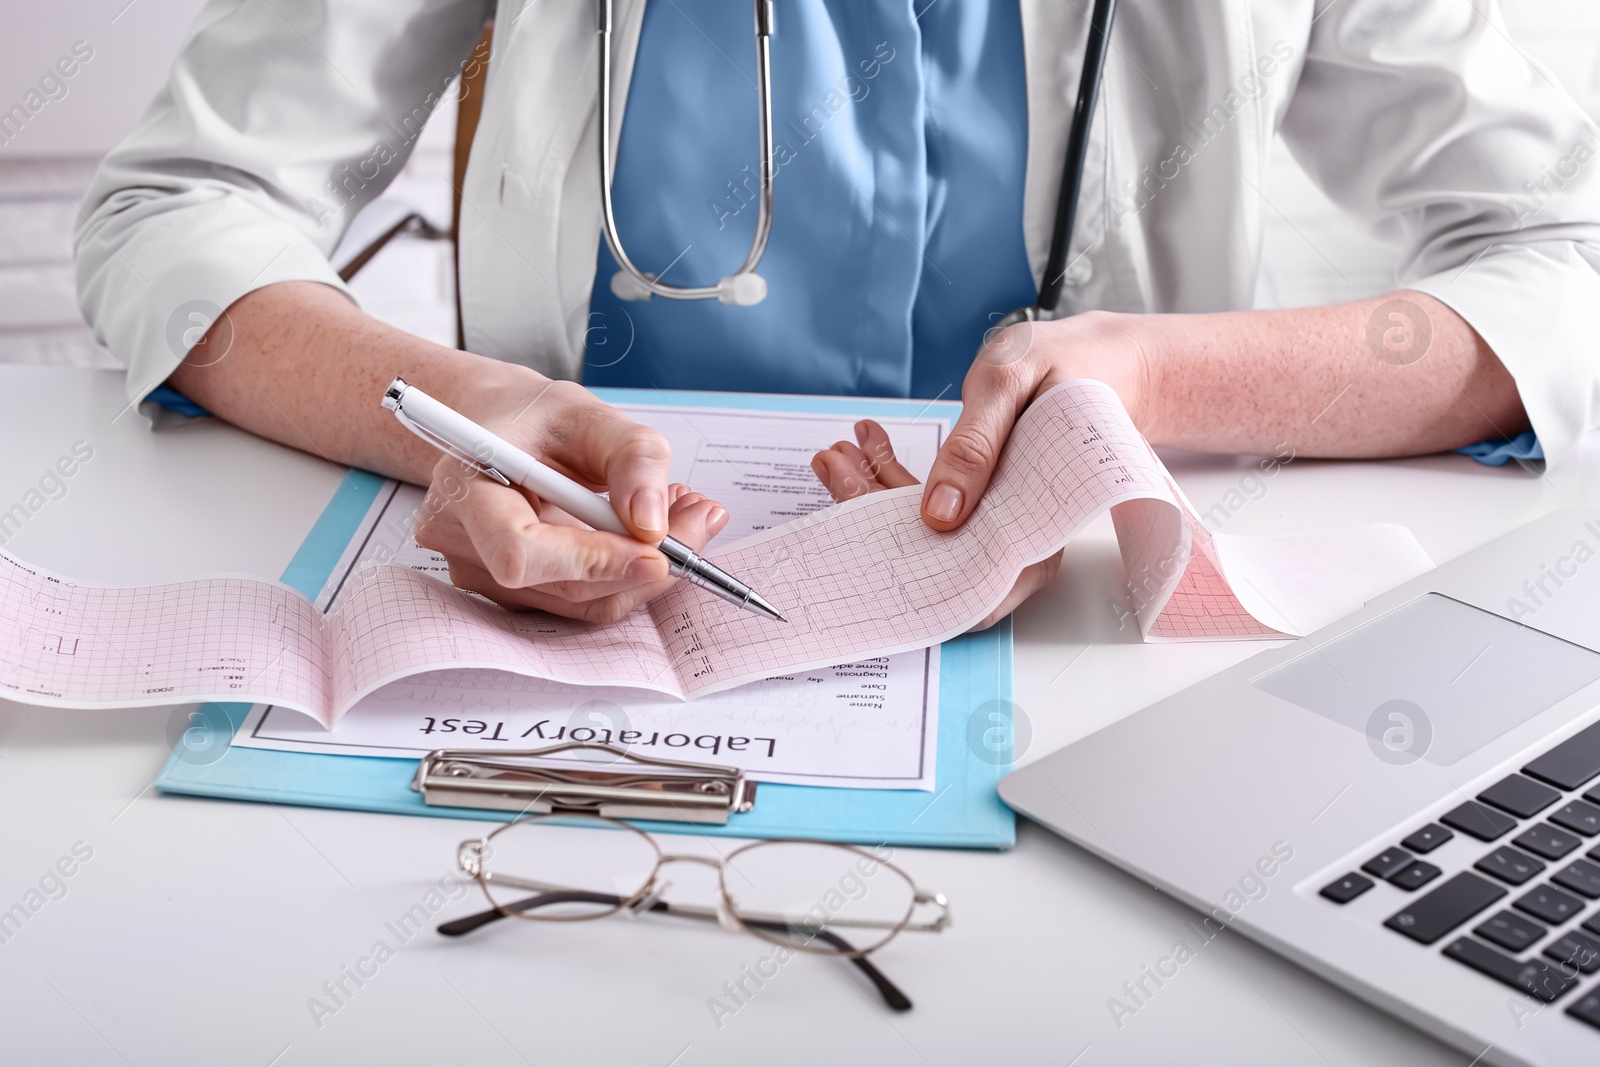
[1251,593,1600,766]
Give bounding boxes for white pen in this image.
[381,377,786,622]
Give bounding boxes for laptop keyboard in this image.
[1320,719,1600,1030]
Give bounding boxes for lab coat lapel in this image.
[1017,0,1091,291]
[460,0,647,380]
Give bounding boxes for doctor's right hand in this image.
[410,378,729,624]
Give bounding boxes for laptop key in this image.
[1319,873,1373,904]
[1570,987,1600,1032]
[1516,885,1586,925]
[1442,938,1578,1003]
[1550,800,1600,837]
[1552,858,1600,900]
[1475,846,1547,886]
[1475,910,1546,953]
[1586,912,1600,938]
[1524,720,1600,791]
[1545,930,1600,975]
[1516,823,1583,861]
[1385,872,1506,945]
[1390,861,1441,891]
[1401,823,1453,854]
[1361,848,1414,880]
[1441,802,1518,842]
[1479,774,1562,819]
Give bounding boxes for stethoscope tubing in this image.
[594,0,1116,322]
[597,0,776,301]
[1001,0,1118,329]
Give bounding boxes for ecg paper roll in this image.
[0,381,1418,727]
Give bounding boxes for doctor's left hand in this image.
[810,311,1150,628]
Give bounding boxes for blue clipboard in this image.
[156,389,1016,849]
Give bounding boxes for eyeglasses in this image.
[437,813,951,1010]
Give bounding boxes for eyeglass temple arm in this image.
[437,890,912,1011]
[738,916,912,1011]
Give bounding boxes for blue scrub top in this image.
[584,0,1036,400]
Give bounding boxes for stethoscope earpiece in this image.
[609,270,655,302]
[610,271,767,307]
[716,273,767,307]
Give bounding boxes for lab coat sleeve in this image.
[1277,0,1600,467]
[73,0,493,405]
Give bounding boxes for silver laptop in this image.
[1001,507,1600,1066]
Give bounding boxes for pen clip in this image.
[391,404,512,487]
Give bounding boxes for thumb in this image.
[922,363,1035,531]
[582,413,674,543]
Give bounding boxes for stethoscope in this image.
[598,0,775,306]
[596,0,1118,326]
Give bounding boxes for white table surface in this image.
[3,365,1596,1067]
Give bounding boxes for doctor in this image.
[76,0,1600,625]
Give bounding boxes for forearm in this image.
[1133,291,1529,457]
[168,281,547,485]
[165,282,717,618]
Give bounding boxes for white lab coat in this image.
[75,0,1600,464]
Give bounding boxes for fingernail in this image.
[927,483,963,523]
[625,556,660,581]
[630,489,666,533]
[709,506,729,534]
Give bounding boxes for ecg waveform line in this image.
[0,381,1286,725]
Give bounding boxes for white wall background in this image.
[0,1,1595,369]
[0,1,207,158]
[0,0,458,367]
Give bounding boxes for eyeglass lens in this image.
[721,841,916,955]
[479,818,659,919]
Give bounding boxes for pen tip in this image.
[746,592,786,623]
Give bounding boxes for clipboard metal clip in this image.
[411,741,757,824]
